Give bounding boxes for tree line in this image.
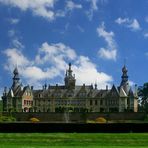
[138,82,148,112]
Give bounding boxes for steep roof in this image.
[119,87,127,97]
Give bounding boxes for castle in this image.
[2,63,138,113]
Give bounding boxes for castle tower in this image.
[64,63,76,89]
[12,67,21,90]
[120,65,129,94]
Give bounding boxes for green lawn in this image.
[0,133,148,147]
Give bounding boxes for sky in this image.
[0,0,148,96]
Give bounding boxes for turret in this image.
[120,65,129,94]
[64,63,76,89]
[12,67,21,90]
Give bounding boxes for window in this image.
[90,100,92,105]
[100,100,103,105]
[24,100,26,105]
[39,94,42,98]
[95,100,98,105]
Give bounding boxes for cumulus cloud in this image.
[73,56,112,88]
[0,0,56,21]
[97,22,117,61]
[35,42,77,65]
[3,42,113,88]
[98,48,117,60]
[3,48,30,70]
[115,17,141,31]
[0,0,83,21]
[66,1,82,10]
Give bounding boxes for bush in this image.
[29,117,40,122]
[95,117,107,123]
[86,120,96,123]
[0,116,16,122]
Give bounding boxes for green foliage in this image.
[0,116,16,122]
[0,100,3,112]
[138,82,148,112]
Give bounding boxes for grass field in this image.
[0,133,148,148]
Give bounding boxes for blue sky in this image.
[0,0,148,95]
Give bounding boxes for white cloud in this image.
[90,0,98,11]
[4,42,113,88]
[115,17,129,24]
[36,42,77,65]
[129,19,141,31]
[97,23,115,48]
[115,17,141,31]
[3,48,30,70]
[98,48,117,61]
[86,0,98,21]
[86,0,108,21]
[66,1,82,10]
[73,56,112,88]
[0,0,56,21]
[8,18,19,24]
[97,22,117,60]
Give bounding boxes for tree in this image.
[138,83,148,112]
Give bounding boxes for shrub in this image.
[95,117,107,123]
[0,116,16,122]
[86,120,96,123]
[30,117,40,122]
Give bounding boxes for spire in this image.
[120,64,129,94]
[12,66,20,89]
[64,62,76,89]
[68,62,72,77]
[120,64,128,86]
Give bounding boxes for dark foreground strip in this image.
[0,123,147,133]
